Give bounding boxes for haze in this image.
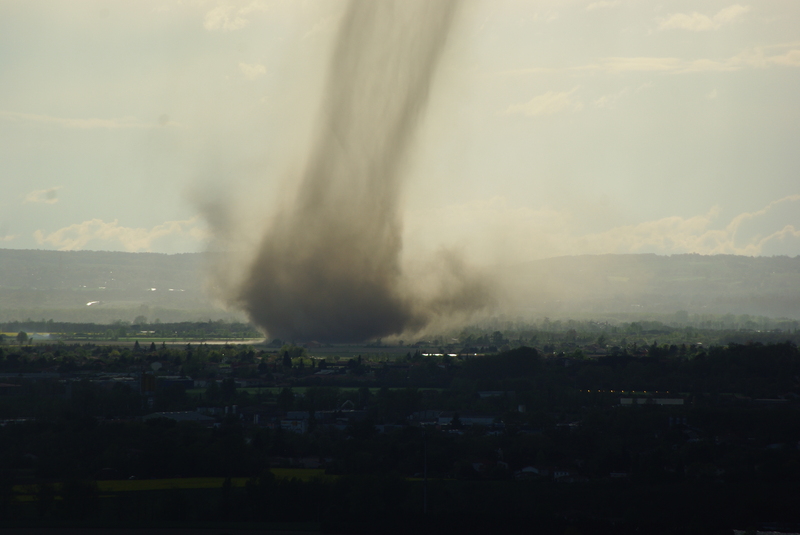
[2,1,800,336]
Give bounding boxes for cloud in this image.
[302,13,339,40]
[724,195,800,239]
[768,49,800,67]
[408,195,800,264]
[204,5,247,31]
[33,217,207,252]
[0,234,15,243]
[204,2,269,32]
[592,87,630,108]
[613,48,795,73]
[592,83,651,108]
[0,110,164,129]
[504,56,729,75]
[505,87,582,117]
[578,208,725,255]
[581,195,800,256]
[502,42,800,77]
[756,225,800,252]
[238,61,266,80]
[24,187,61,205]
[586,1,621,11]
[598,57,683,73]
[659,4,750,31]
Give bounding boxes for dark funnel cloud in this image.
[238,0,484,343]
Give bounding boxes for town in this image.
[1,320,799,533]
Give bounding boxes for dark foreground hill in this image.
[1,249,799,323]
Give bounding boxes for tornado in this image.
[237,1,478,343]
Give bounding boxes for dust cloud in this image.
[232,0,492,343]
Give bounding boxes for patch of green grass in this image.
[187,386,443,397]
[13,469,333,499]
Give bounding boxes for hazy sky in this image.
[2,0,799,266]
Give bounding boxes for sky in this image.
[2,0,800,267]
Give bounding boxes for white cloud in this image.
[33,217,207,252]
[586,1,621,11]
[407,195,800,264]
[724,195,800,239]
[659,4,750,31]
[24,187,61,205]
[582,44,799,74]
[204,5,248,31]
[0,110,162,129]
[501,38,800,78]
[579,212,720,254]
[504,54,736,75]
[598,57,683,72]
[756,225,800,252]
[0,234,16,243]
[238,1,269,16]
[204,2,269,32]
[767,49,800,67]
[593,85,646,108]
[302,13,339,40]
[580,195,800,256]
[239,61,266,80]
[505,87,582,117]
[715,4,752,24]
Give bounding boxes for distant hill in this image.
[1,249,798,324]
[501,253,800,321]
[0,249,242,323]
[0,248,205,291]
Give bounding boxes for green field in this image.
[186,386,443,396]
[13,469,332,500]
